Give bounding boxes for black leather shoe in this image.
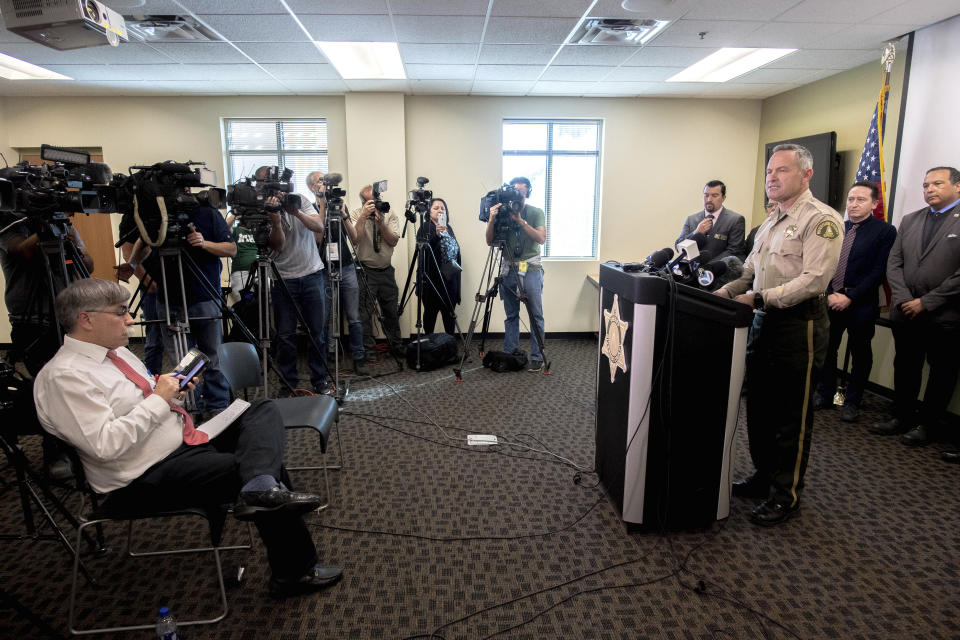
[900,425,929,447]
[749,499,799,526]
[941,450,960,464]
[353,357,369,376]
[732,476,769,499]
[811,392,827,411]
[268,564,343,598]
[840,404,859,423]
[869,417,904,435]
[234,486,322,521]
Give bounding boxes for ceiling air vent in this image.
[123,15,220,42]
[573,18,669,46]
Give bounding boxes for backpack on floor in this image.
[406,333,459,371]
[482,349,527,373]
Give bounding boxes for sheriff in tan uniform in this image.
[717,144,843,527]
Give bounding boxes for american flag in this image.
[855,89,889,221]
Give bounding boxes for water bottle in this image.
[156,606,180,640]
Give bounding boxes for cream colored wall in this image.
[756,48,960,414]
[404,95,762,335]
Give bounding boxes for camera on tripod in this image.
[115,160,226,248]
[479,183,524,223]
[226,166,302,247]
[0,144,117,221]
[405,176,432,222]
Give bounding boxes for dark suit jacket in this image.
[887,201,960,324]
[826,215,897,321]
[676,208,746,261]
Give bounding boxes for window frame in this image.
[222,118,329,186]
[501,118,603,260]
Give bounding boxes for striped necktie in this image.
[105,350,208,446]
[830,222,860,293]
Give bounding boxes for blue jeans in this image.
[157,298,231,411]
[329,263,364,361]
[140,290,164,375]
[501,266,544,362]
[273,269,328,387]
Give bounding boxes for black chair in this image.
[217,342,341,510]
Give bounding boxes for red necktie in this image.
[105,351,208,446]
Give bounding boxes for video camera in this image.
[114,160,225,248]
[407,176,432,219]
[479,183,524,223]
[225,166,301,247]
[0,144,116,223]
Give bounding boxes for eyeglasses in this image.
[84,306,129,317]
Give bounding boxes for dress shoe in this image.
[732,476,769,499]
[749,499,799,526]
[840,404,860,423]
[268,563,343,599]
[900,424,929,447]
[353,357,369,376]
[941,449,960,464]
[233,486,322,521]
[313,381,336,396]
[811,392,827,411]
[869,417,905,436]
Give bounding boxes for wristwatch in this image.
[754,292,765,310]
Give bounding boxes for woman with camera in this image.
[417,198,461,335]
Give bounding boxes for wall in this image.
[756,45,960,414]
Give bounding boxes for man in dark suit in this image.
[871,167,960,461]
[813,181,897,422]
[676,180,746,261]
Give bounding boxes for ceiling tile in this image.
[683,0,803,21]
[393,16,486,43]
[409,80,474,93]
[196,15,311,42]
[528,81,591,95]
[113,0,182,14]
[739,21,846,48]
[475,65,543,81]
[404,64,476,80]
[389,0,488,16]
[279,79,351,93]
[623,46,718,67]
[492,0,590,18]
[258,63,341,80]
[297,14,396,41]
[588,0,700,21]
[552,45,641,66]
[806,24,913,49]
[734,67,825,84]
[42,65,147,81]
[586,81,661,95]
[652,19,765,47]
[764,49,877,69]
[343,79,411,91]
[476,44,560,64]
[870,0,960,25]
[149,43,249,64]
[191,0,287,14]
[604,66,683,81]
[235,42,327,64]
[400,43,479,64]
[541,65,611,81]
[483,17,577,44]
[775,0,903,23]
[470,80,536,94]
[285,0,388,14]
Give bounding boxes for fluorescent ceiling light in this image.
[667,47,796,83]
[0,52,71,80]
[314,41,405,80]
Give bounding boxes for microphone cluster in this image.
[624,233,744,292]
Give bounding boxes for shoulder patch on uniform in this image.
[815,219,840,240]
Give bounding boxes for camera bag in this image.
[482,349,528,373]
[406,333,459,371]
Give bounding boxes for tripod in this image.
[453,242,550,380]
[398,213,465,370]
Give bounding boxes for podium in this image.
[595,264,754,530]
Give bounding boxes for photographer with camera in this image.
[261,166,331,395]
[351,184,403,360]
[308,171,368,375]
[486,176,547,371]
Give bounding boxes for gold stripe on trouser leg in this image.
[790,318,815,508]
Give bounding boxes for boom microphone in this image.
[322,172,343,186]
[713,255,744,288]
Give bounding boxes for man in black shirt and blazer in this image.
[871,166,960,461]
[813,181,896,422]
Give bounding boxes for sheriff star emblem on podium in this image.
[601,294,629,383]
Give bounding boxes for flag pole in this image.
[877,43,896,222]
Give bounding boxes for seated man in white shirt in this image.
[33,278,342,598]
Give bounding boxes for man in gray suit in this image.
[676,180,746,261]
[871,166,960,462]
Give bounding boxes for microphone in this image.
[667,234,707,271]
[644,247,674,271]
[696,257,728,289]
[675,249,713,283]
[713,255,744,289]
[322,172,343,186]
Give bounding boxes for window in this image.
[224,119,328,189]
[502,119,602,258]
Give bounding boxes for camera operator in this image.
[351,184,403,360]
[117,197,235,418]
[308,172,367,376]
[486,176,547,371]
[0,215,93,375]
[262,167,331,395]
